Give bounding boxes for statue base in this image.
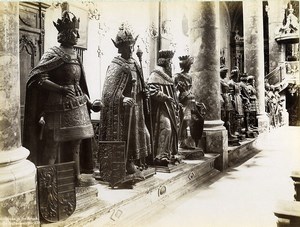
[77,174,99,187]
[228,137,241,147]
[155,162,186,173]
[178,147,204,160]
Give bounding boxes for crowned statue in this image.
[23,10,102,185]
[98,23,152,188]
[174,55,206,150]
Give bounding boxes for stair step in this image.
[41,154,219,227]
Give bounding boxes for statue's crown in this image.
[53,11,80,32]
[178,55,194,65]
[178,55,190,61]
[158,49,175,59]
[114,23,136,46]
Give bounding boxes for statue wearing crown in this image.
[98,23,152,188]
[174,55,206,151]
[23,11,102,185]
[147,50,181,167]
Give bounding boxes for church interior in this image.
[0,1,299,226]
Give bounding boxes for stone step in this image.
[274,200,300,227]
[42,154,219,227]
[228,137,259,167]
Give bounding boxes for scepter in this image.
[136,46,155,167]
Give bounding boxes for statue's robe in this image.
[99,56,151,183]
[147,68,179,161]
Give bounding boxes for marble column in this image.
[0,3,39,226]
[188,1,228,171]
[243,0,269,133]
[268,0,289,126]
[268,0,286,72]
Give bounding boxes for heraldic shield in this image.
[98,141,126,188]
[37,161,76,222]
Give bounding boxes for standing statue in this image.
[174,55,205,149]
[23,11,101,184]
[240,74,257,137]
[98,23,151,188]
[246,75,259,131]
[228,67,246,140]
[220,66,239,146]
[147,50,180,167]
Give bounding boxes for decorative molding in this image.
[19,35,37,68]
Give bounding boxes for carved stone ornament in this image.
[37,162,76,223]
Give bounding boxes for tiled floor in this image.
[140,126,300,227]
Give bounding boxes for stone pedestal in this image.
[188,1,228,171]
[243,0,269,133]
[0,3,38,226]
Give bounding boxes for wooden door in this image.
[19,2,48,135]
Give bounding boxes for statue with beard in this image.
[147,50,181,167]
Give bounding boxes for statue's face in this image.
[68,28,80,46]
[165,58,173,76]
[120,43,134,60]
[60,28,79,46]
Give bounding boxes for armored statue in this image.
[174,55,205,149]
[23,11,101,184]
[240,74,257,137]
[98,23,151,188]
[246,75,259,131]
[228,67,246,140]
[147,50,180,166]
[220,66,239,145]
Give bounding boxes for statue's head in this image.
[220,65,228,79]
[112,23,138,60]
[247,75,255,85]
[178,55,194,72]
[240,73,248,83]
[53,11,80,46]
[230,66,240,81]
[157,49,175,76]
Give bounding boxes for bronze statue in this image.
[240,74,257,137]
[23,11,101,184]
[246,75,259,131]
[220,66,239,145]
[147,50,180,166]
[98,23,151,188]
[174,55,205,149]
[228,67,246,140]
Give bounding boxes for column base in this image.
[203,120,228,171]
[0,147,39,226]
[257,113,270,133]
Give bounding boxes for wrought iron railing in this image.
[265,63,285,85]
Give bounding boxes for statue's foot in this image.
[154,158,169,167]
[126,161,137,174]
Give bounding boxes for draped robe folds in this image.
[23,46,94,172]
[147,68,179,160]
[99,56,151,182]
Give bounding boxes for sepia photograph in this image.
[0,0,299,226]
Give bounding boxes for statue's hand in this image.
[123,97,135,107]
[166,96,175,104]
[38,116,45,125]
[60,86,76,99]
